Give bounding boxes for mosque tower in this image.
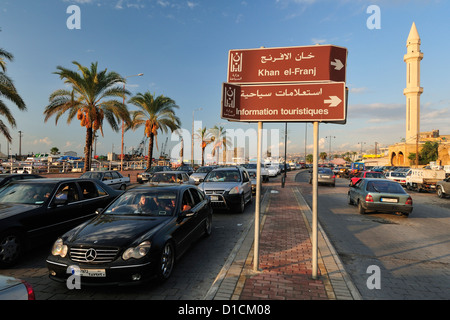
[403,22,423,144]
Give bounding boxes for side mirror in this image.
[95,208,103,214]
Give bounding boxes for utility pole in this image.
[18,131,23,160]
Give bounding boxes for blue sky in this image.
[0,0,449,160]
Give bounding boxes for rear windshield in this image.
[366,181,405,194]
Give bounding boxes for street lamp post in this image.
[191,107,202,167]
[326,135,336,161]
[121,73,144,172]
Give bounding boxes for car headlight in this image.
[229,186,240,194]
[122,241,151,260]
[51,238,68,258]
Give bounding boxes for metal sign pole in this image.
[254,121,263,272]
[312,121,319,279]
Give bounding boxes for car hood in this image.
[0,203,39,220]
[198,181,240,192]
[64,215,168,247]
[190,173,207,179]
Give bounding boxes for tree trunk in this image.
[147,133,154,169]
[83,127,93,173]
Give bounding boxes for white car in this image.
[385,171,407,186]
[266,165,279,177]
[80,170,131,190]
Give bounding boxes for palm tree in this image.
[209,125,231,165]
[0,47,26,142]
[195,127,213,166]
[128,92,180,169]
[44,61,130,172]
[319,152,327,163]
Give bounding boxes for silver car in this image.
[198,167,252,213]
[309,167,335,187]
[436,176,450,198]
[190,166,217,185]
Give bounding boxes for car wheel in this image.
[204,214,212,237]
[236,195,245,213]
[437,186,445,198]
[157,242,175,281]
[358,200,366,215]
[347,193,354,205]
[0,231,23,268]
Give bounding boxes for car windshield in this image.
[196,167,213,173]
[390,172,406,177]
[205,170,241,182]
[365,172,384,178]
[248,171,257,179]
[105,191,177,216]
[366,181,405,194]
[318,168,332,174]
[81,172,103,180]
[150,173,178,183]
[145,166,165,173]
[0,183,55,205]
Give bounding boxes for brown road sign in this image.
[221,82,346,122]
[227,45,347,84]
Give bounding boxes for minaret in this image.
[404,22,423,144]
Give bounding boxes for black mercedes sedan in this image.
[0,178,122,268]
[46,184,213,286]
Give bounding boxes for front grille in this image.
[205,190,226,195]
[70,247,119,263]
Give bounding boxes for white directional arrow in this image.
[324,96,342,107]
[330,58,344,71]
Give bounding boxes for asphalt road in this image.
[0,184,259,300]
[295,170,450,300]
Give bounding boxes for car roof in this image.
[153,170,185,173]
[130,184,193,193]
[211,166,241,171]
[8,177,104,184]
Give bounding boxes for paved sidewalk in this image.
[205,171,362,300]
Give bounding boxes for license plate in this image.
[380,198,398,203]
[80,268,106,277]
[320,175,330,178]
[210,195,219,201]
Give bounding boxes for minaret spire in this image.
[404,22,423,144]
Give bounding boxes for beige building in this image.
[388,23,449,166]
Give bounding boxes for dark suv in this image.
[197,166,252,213]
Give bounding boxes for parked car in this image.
[385,171,407,186]
[349,171,385,186]
[175,165,194,175]
[347,178,413,217]
[436,176,450,198]
[0,178,122,267]
[0,173,44,188]
[46,185,213,286]
[137,165,171,184]
[198,166,252,213]
[189,166,218,184]
[309,167,336,187]
[149,171,191,185]
[0,275,35,300]
[80,170,130,190]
